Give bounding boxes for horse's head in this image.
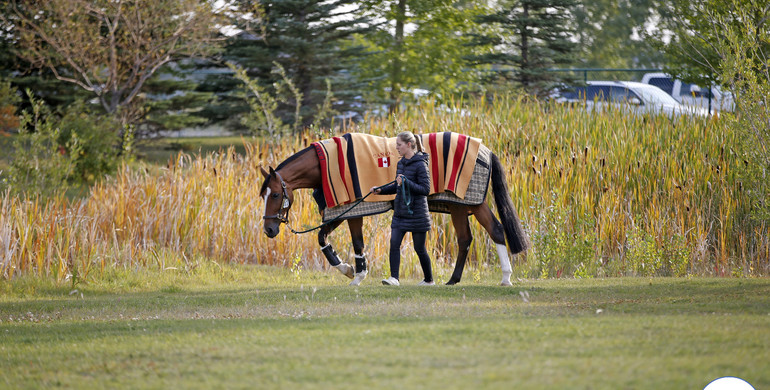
[259,166,295,238]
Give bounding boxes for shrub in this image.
[1,91,122,197]
[0,78,20,134]
[55,101,120,184]
[3,91,75,198]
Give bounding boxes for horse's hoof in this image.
[445,279,459,286]
[500,280,513,287]
[349,270,367,286]
[335,263,355,279]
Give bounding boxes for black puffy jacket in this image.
[378,152,431,232]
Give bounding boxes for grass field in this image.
[1,266,768,389]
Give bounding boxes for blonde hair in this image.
[397,131,424,153]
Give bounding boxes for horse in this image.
[259,133,529,286]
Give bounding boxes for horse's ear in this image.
[269,167,276,176]
[260,166,271,179]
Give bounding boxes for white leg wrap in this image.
[497,244,513,286]
[350,270,368,286]
[335,263,354,279]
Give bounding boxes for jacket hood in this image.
[403,152,429,164]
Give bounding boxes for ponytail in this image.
[397,131,424,153]
[414,134,424,153]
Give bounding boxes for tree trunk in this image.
[389,0,407,115]
[520,3,530,89]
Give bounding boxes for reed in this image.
[0,96,766,281]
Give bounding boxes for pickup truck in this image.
[640,73,734,112]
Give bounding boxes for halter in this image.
[262,169,397,234]
[262,171,292,224]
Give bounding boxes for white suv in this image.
[554,81,710,119]
[640,73,734,112]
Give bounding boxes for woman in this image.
[370,131,434,286]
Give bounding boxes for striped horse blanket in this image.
[312,132,492,222]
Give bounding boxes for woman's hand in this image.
[396,174,404,186]
[370,186,381,194]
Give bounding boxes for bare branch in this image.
[8,0,222,125]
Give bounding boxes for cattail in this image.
[0,96,764,280]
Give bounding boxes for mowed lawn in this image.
[1,267,768,390]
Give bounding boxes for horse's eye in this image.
[271,193,280,199]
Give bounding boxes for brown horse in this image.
[259,134,529,286]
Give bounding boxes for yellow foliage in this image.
[1,97,767,281]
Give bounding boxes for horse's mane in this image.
[259,145,315,195]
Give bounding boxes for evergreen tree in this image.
[201,0,374,133]
[352,0,484,113]
[0,4,84,111]
[135,61,217,138]
[467,0,578,97]
[0,10,16,79]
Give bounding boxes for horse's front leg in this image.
[347,218,368,286]
[446,206,473,285]
[318,220,354,279]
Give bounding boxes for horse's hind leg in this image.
[317,219,354,279]
[471,203,513,286]
[446,205,473,285]
[347,218,368,286]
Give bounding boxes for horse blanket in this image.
[313,133,492,222]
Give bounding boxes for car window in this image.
[609,86,639,103]
[632,85,681,106]
[680,83,693,95]
[697,87,714,99]
[559,86,583,100]
[648,77,674,95]
[681,83,715,99]
[584,86,611,101]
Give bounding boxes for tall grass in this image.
[1,96,767,282]
[390,97,768,278]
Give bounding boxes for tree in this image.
[200,0,373,132]
[703,1,769,220]
[572,0,664,70]
[0,6,84,111]
[3,0,223,127]
[648,0,769,87]
[0,8,16,79]
[352,0,485,112]
[652,0,769,219]
[133,61,216,138]
[466,0,578,97]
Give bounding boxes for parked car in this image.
[640,72,734,112]
[552,81,711,119]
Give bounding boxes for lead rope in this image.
[286,179,397,235]
[399,177,413,214]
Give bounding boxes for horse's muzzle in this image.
[264,225,279,238]
[265,226,280,238]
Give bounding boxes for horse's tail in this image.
[490,152,530,254]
